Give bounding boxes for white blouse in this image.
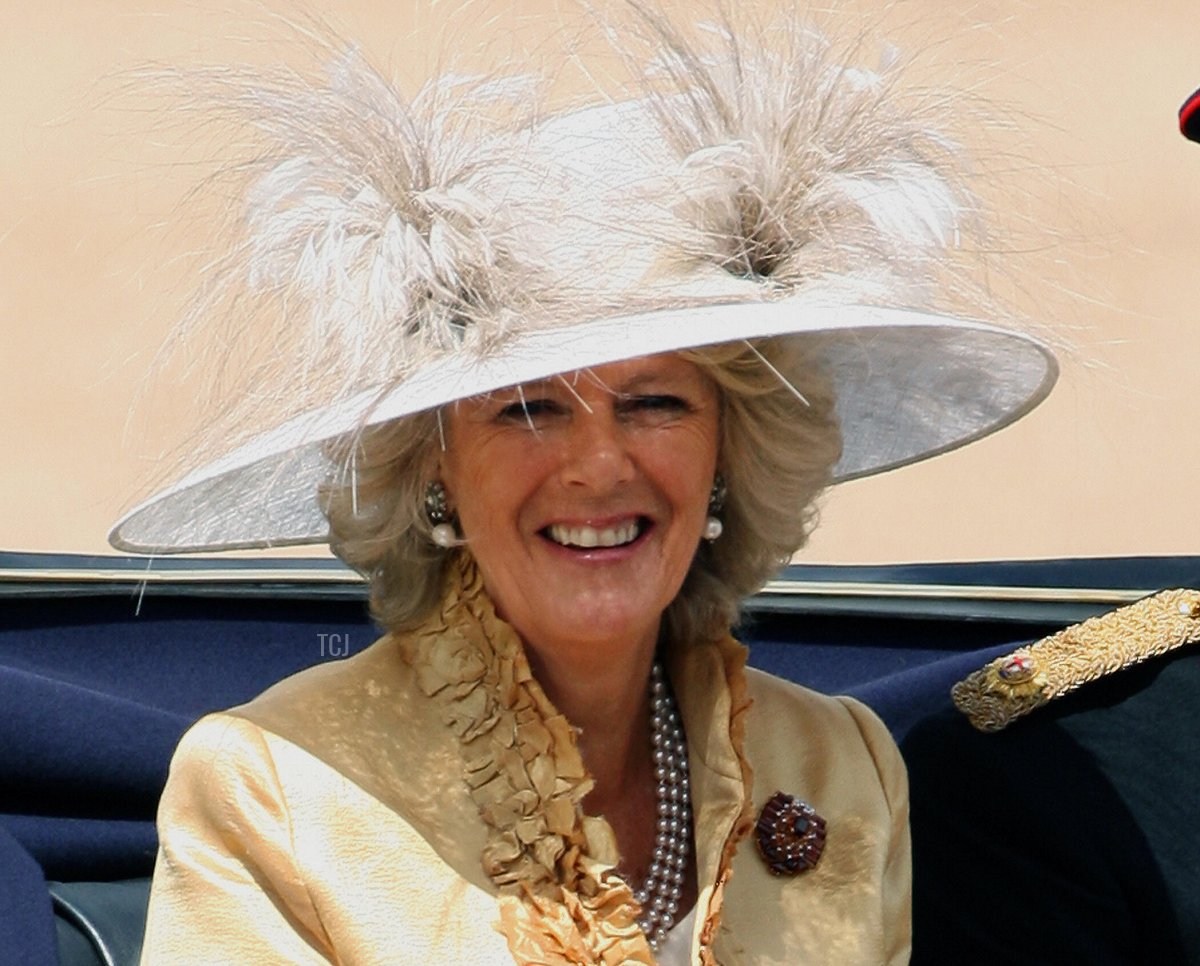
[657,907,698,965]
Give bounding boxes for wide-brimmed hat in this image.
[110,25,1057,554]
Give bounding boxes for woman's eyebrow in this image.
[617,373,689,395]
[577,369,672,396]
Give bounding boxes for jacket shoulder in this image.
[742,667,904,810]
[743,666,893,745]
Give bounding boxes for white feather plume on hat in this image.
[597,8,986,312]
[155,42,580,447]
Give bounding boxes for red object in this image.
[999,654,1034,680]
[1181,88,1200,143]
[755,791,827,875]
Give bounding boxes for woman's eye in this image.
[497,398,561,423]
[622,394,689,415]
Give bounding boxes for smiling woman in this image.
[122,9,1056,966]
[441,356,721,662]
[325,338,843,656]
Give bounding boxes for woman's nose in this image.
[559,411,636,492]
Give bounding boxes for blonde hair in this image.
[324,340,841,643]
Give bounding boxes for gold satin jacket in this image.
[140,562,910,964]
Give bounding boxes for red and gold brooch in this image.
[755,791,827,875]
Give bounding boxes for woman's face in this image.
[440,353,720,657]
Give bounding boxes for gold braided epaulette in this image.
[952,588,1200,732]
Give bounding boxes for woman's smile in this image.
[439,353,720,658]
[543,517,647,551]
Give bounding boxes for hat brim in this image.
[109,297,1057,553]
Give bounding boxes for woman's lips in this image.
[542,517,647,549]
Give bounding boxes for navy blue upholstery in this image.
[2,552,1196,964]
[0,824,57,966]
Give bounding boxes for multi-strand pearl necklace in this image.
[631,660,692,951]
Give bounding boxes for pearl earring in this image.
[704,474,726,542]
[424,481,458,548]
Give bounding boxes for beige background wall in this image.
[3,1,1199,563]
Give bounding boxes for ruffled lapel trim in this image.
[403,555,650,964]
[402,554,754,965]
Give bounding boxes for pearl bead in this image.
[703,515,723,541]
[430,522,457,547]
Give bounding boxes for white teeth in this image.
[548,521,641,548]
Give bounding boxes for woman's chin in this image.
[517,593,666,656]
